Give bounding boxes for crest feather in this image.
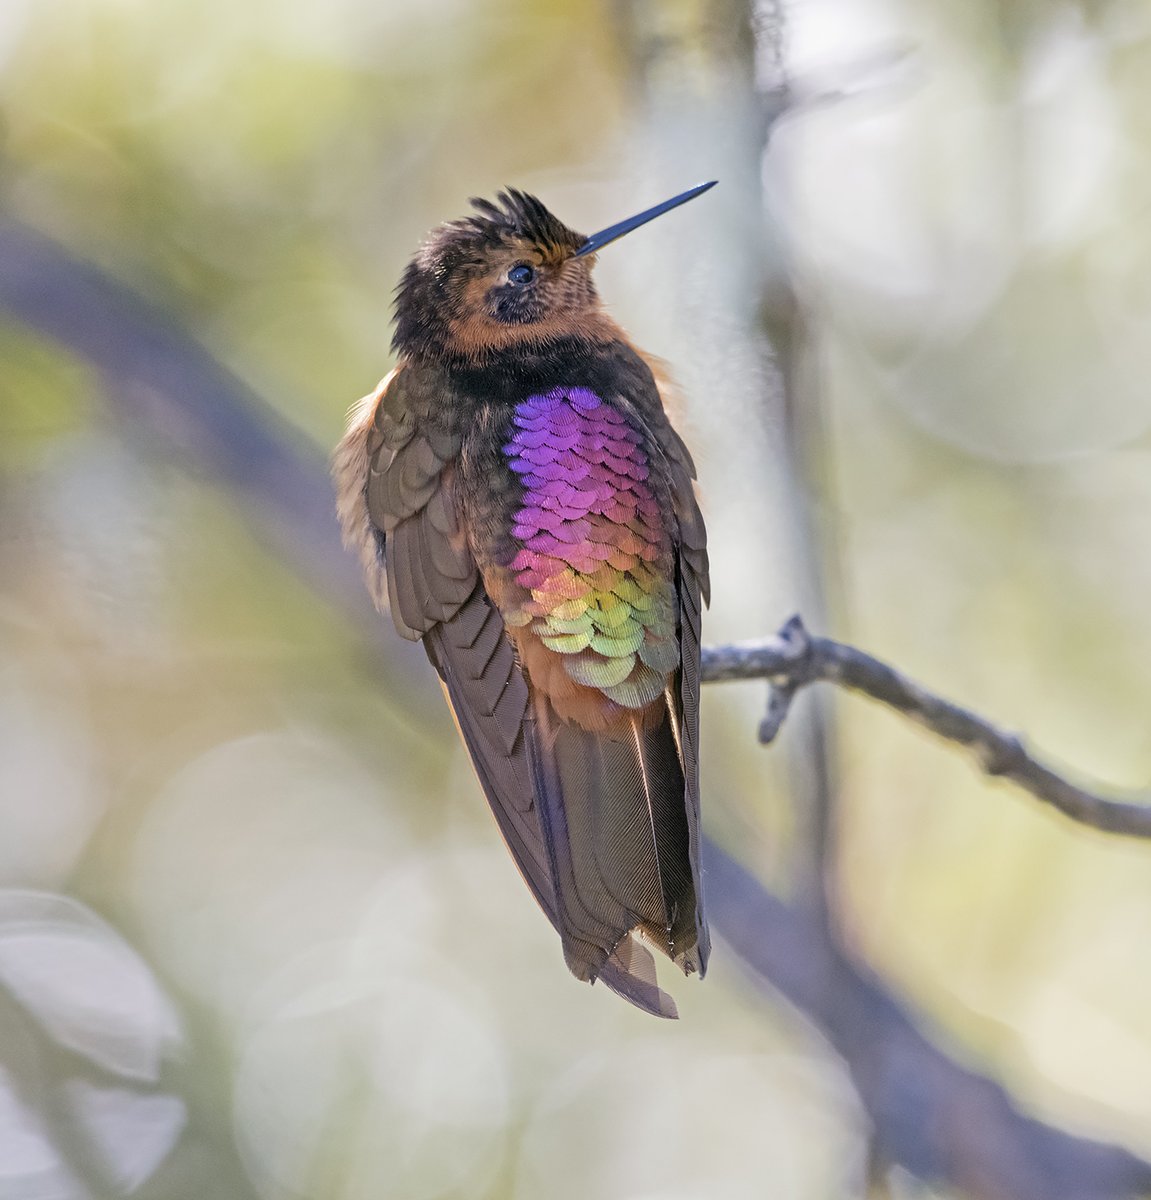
[458,189,584,259]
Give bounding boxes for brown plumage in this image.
[333,185,714,1017]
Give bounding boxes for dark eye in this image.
[507,263,535,285]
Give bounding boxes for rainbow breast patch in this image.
[501,387,679,709]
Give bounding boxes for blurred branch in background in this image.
[710,851,1151,1200]
[0,220,434,713]
[3,218,1150,1200]
[704,614,1151,838]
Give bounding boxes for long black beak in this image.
[572,180,717,259]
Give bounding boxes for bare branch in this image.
[703,614,1151,838]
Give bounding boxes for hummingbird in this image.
[333,182,714,1018]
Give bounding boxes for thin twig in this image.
[702,614,1151,838]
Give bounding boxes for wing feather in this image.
[624,355,711,973]
[662,432,710,975]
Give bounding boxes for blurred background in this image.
[2,0,1151,1196]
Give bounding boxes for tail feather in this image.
[528,693,705,987]
[599,936,678,1019]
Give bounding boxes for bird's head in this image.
[392,183,715,364]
